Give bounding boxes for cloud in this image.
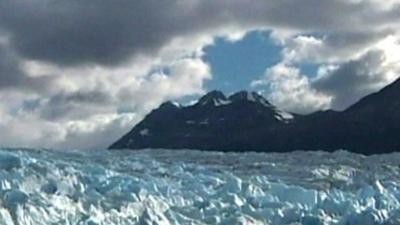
[0,103,65,148]
[281,32,389,64]
[0,0,234,66]
[312,51,391,110]
[57,113,139,150]
[252,63,332,114]
[0,43,53,92]
[0,107,138,150]
[253,36,400,113]
[312,36,400,110]
[1,0,399,66]
[0,56,211,149]
[116,57,212,113]
[38,90,114,121]
[0,1,172,66]
[0,43,24,87]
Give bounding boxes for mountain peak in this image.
[158,101,181,110]
[228,90,249,101]
[197,90,229,106]
[204,90,226,99]
[196,90,274,108]
[228,91,272,106]
[110,77,400,154]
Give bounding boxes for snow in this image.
[199,119,209,125]
[213,99,231,106]
[275,109,294,121]
[1,148,400,225]
[258,98,271,107]
[184,100,199,106]
[171,101,181,108]
[200,96,231,107]
[139,128,150,136]
[186,119,212,125]
[235,91,276,109]
[247,92,256,102]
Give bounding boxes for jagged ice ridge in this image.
[1,148,400,224]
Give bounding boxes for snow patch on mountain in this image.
[275,109,294,121]
[213,99,232,106]
[139,128,150,136]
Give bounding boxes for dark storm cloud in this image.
[0,43,53,91]
[0,0,397,66]
[312,50,388,110]
[39,90,114,121]
[0,44,25,87]
[0,0,179,66]
[324,31,392,50]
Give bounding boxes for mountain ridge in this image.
[109,78,400,154]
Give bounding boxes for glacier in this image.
[1,148,400,225]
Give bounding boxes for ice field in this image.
[1,148,400,225]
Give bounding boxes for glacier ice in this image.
[0,148,400,224]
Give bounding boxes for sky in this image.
[0,0,400,149]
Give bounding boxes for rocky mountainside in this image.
[109,78,400,154]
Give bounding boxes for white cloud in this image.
[252,63,332,114]
[280,31,390,64]
[253,35,400,113]
[0,44,211,149]
[58,113,139,150]
[312,36,400,110]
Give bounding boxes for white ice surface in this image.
[0,149,400,225]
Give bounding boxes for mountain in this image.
[109,78,400,154]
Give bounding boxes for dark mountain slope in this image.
[109,91,294,151]
[109,78,400,154]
